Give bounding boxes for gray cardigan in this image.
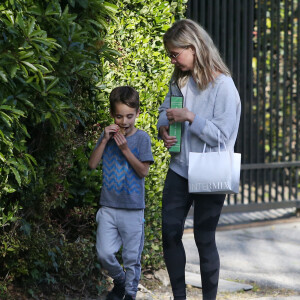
[157,74,241,179]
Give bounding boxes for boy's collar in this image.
[125,127,138,137]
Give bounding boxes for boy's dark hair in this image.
[109,86,139,115]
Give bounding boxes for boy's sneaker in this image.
[123,295,135,300]
[106,282,125,300]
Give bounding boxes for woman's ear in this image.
[190,45,196,54]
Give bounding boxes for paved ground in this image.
[184,222,300,291]
[185,207,297,229]
[95,207,300,300]
[182,207,300,299]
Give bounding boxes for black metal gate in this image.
[186,0,300,212]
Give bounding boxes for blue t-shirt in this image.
[96,129,154,209]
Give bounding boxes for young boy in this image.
[89,86,154,300]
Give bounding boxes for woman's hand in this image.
[166,107,195,124]
[160,126,177,149]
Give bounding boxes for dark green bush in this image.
[0,0,188,297]
[0,0,118,296]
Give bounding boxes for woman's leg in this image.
[193,194,225,300]
[162,170,192,300]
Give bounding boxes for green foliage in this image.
[0,0,118,296]
[0,0,188,297]
[0,0,118,198]
[93,0,188,270]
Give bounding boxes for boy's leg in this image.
[118,209,144,299]
[96,206,126,285]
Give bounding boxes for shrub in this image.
[0,0,188,297]
[91,0,188,270]
[0,0,118,296]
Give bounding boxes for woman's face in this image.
[166,44,195,72]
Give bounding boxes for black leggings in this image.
[162,169,225,300]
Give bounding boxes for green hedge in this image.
[0,0,187,297]
[0,0,118,297]
[96,0,187,269]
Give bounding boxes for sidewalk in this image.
[97,208,300,300]
[182,207,300,299]
[185,207,298,230]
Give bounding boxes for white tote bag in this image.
[188,132,241,194]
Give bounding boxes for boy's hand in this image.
[113,131,128,150]
[104,124,119,141]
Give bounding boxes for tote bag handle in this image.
[202,130,227,153]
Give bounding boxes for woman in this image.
[157,19,241,300]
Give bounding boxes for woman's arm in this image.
[189,78,241,147]
[157,90,171,138]
[157,89,180,149]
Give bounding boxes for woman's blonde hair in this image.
[163,19,231,90]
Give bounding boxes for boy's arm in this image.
[122,150,150,178]
[88,138,109,169]
[88,124,118,169]
[113,132,150,178]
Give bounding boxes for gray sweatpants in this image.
[96,206,144,297]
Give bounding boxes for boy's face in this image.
[111,102,139,137]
